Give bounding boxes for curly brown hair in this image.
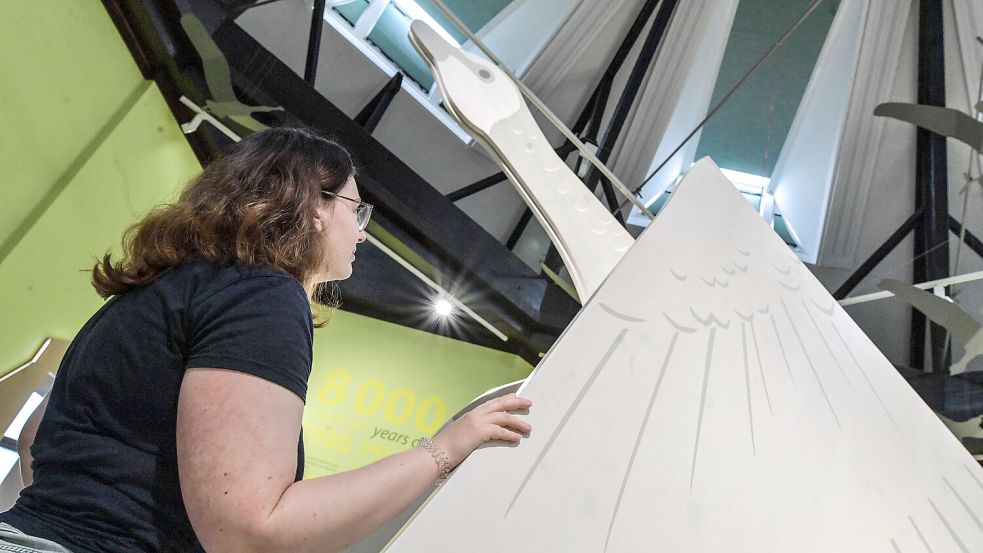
[92,127,356,311]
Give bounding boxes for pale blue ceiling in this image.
[694,0,842,177]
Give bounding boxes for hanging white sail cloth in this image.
[518,0,648,137]
[518,0,739,216]
[807,0,913,268]
[766,0,870,264]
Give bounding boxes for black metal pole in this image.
[304,0,326,85]
[554,140,579,161]
[570,86,600,138]
[912,0,950,371]
[354,73,403,133]
[581,0,680,217]
[583,78,612,142]
[833,209,922,300]
[505,209,535,250]
[562,0,662,159]
[949,215,983,259]
[447,171,508,202]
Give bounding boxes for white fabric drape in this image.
[813,0,914,268]
[767,0,870,264]
[950,0,983,114]
[518,0,649,138]
[499,0,737,224]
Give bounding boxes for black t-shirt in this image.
[0,259,313,552]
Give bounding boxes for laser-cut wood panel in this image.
[385,21,983,553]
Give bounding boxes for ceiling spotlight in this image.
[433,297,454,317]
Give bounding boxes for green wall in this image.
[0,1,153,261]
[0,1,202,373]
[0,1,533,472]
[304,310,531,476]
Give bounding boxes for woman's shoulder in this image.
[172,257,295,282]
[159,258,306,305]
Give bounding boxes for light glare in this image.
[434,298,454,317]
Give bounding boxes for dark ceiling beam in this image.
[948,216,983,260]
[446,171,508,203]
[505,209,535,251]
[101,0,223,164]
[354,72,403,134]
[833,209,922,301]
[303,0,326,86]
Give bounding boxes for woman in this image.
[0,127,532,552]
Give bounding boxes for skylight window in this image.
[719,168,768,195]
[629,164,797,248]
[391,0,459,46]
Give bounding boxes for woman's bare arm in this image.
[177,367,530,553]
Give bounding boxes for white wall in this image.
[809,3,918,366]
[768,0,867,264]
[469,0,580,76]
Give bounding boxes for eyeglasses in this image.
[321,190,373,230]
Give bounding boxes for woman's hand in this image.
[434,393,532,469]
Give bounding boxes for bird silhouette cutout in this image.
[384,157,983,553]
[875,102,983,153]
[877,279,983,374]
[180,15,282,133]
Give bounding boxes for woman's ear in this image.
[312,204,327,232]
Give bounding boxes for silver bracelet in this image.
[418,436,451,486]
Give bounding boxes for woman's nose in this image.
[357,230,366,243]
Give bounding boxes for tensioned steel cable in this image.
[617,0,827,212]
